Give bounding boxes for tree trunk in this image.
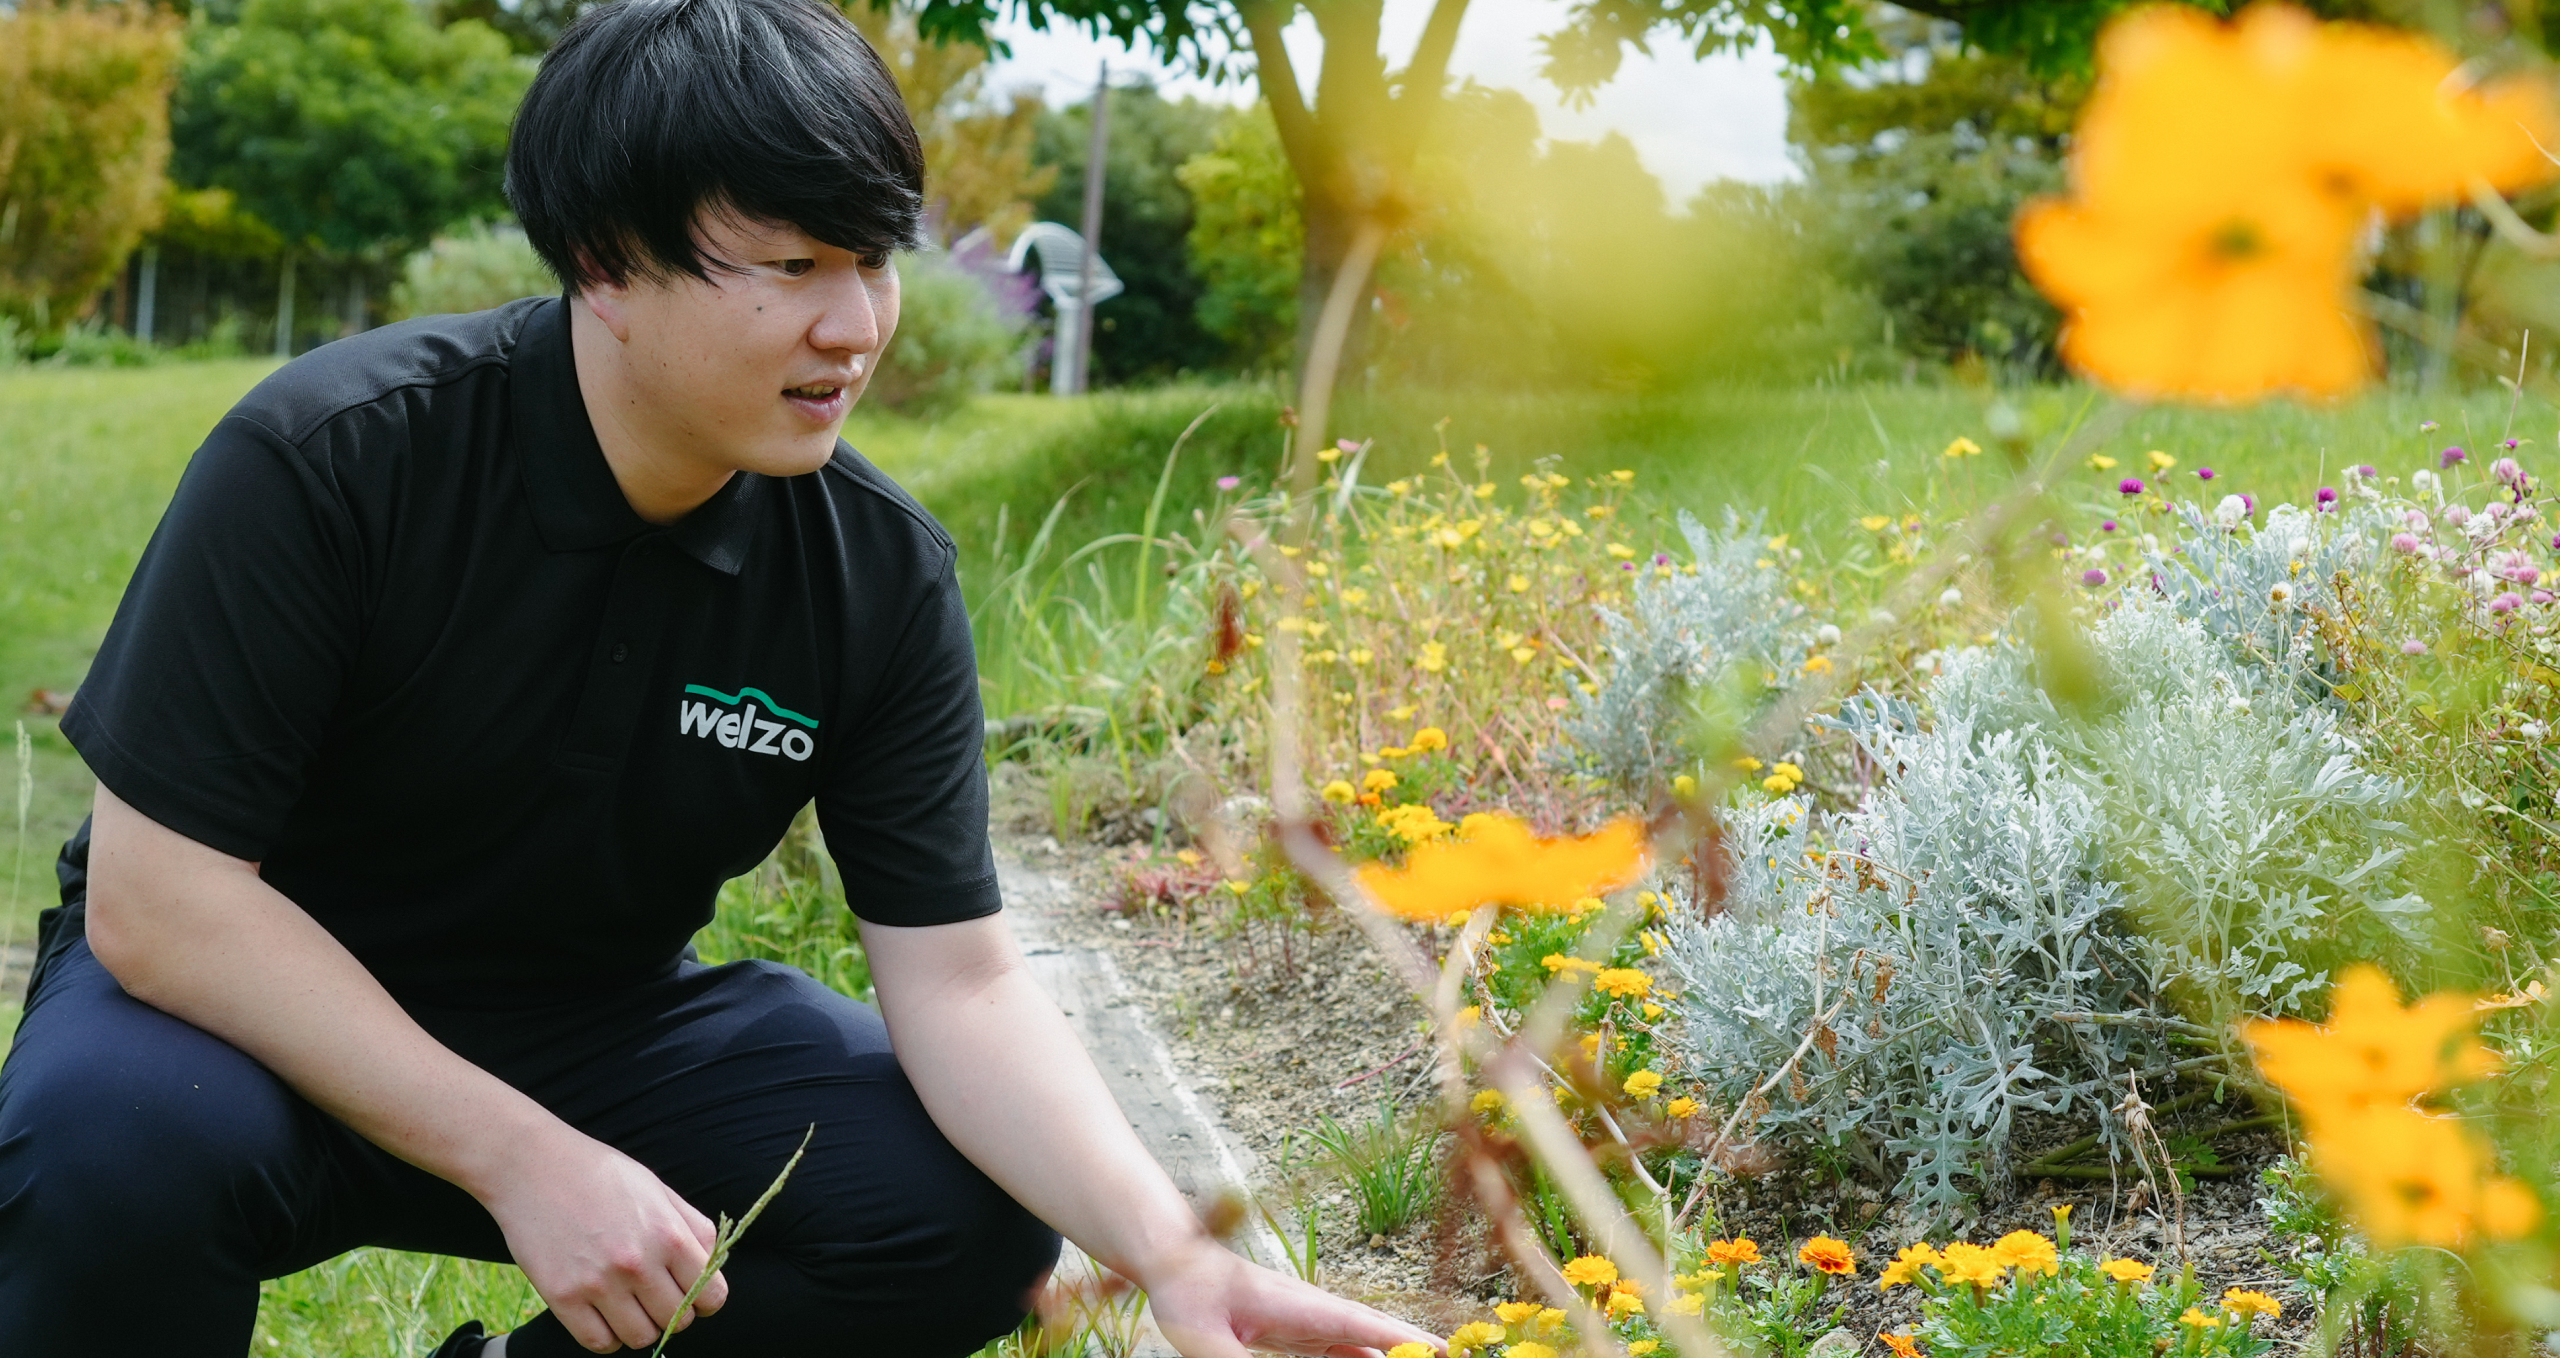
[1294,188,1377,398]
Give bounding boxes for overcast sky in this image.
[981,0,1800,207]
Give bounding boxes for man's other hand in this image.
[481,1130,728,1352]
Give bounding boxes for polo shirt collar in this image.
[511,296,762,577]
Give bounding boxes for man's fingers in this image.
[555,1303,622,1355]
[694,1266,730,1315]
[598,1288,666,1351]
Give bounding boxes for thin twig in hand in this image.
[652,1123,815,1357]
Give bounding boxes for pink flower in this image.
[1217,476,1241,491]
[2444,446,2470,467]
[2538,591,2556,605]
[2492,592,2526,613]
[2392,533,2422,553]
[2354,464,2378,479]
[2196,467,2217,481]
[2446,506,2473,528]
[2404,639,2430,655]
[2119,478,2145,495]
[2101,520,2119,532]
[2082,568,2109,587]
[2316,487,2338,510]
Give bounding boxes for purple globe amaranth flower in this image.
[1653,553,1671,566]
[2495,456,2529,486]
[2392,532,2422,553]
[2538,590,2557,605]
[2446,505,2473,528]
[2081,568,2109,587]
[2101,519,2119,532]
[2239,492,2257,516]
[1216,475,1241,491]
[2316,487,2339,509]
[2492,591,2526,613]
[2355,464,2378,479]
[2404,638,2430,654]
[2444,446,2469,467]
[2504,438,2523,451]
[2196,467,2216,481]
[2119,478,2145,495]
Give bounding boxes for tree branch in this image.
[1398,0,1469,105]
[1239,0,1319,176]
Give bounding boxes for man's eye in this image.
[858,252,891,270]
[777,259,816,277]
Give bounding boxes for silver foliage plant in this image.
[1561,508,1808,794]
[1652,505,2422,1220]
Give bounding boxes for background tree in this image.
[0,2,183,333]
[844,0,1059,242]
[1033,84,1225,381]
[172,0,529,334]
[1789,25,2082,375]
[1177,105,1301,372]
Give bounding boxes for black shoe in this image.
[431,1321,489,1358]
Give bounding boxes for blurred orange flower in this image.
[1354,814,1649,921]
[2017,3,2557,402]
[1798,1236,1857,1276]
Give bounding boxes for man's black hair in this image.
[506,0,926,289]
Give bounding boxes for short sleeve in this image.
[61,416,361,862]
[815,550,1002,927]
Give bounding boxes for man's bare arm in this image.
[82,784,726,1353]
[861,913,1441,1358]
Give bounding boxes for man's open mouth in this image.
[784,384,842,400]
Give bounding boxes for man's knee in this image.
[0,963,311,1234]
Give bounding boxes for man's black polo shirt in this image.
[62,296,1001,997]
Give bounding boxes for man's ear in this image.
[580,271,636,344]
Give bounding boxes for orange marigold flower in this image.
[1706,1237,1761,1268]
[2015,3,2557,403]
[1353,814,1650,922]
[1798,1236,1856,1276]
[1881,1332,1925,1358]
[1666,1096,1701,1119]
[1561,1254,1619,1288]
[1990,1230,2058,1277]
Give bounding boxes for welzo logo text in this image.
[678,684,817,761]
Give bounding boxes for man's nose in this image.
[808,267,882,356]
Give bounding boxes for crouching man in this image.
[0,1,1439,1353]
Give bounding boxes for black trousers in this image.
[0,915,1060,1354]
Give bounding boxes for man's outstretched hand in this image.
[480,1128,728,1352]
[1142,1237,1442,1358]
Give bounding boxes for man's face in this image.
[591,211,900,479]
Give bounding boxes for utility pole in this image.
[1070,61,1110,395]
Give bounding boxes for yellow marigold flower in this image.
[1388,703,1419,721]
[1666,1096,1700,1119]
[1761,774,1797,794]
[1354,814,1650,923]
[1417,642,1448,673]
[2099,1258,2154,1284]
[1943,436,1982,458]
[1803,655,1834,675]
[1877,1243,1939,1290]
[1578,1032,1603,1060]
[1174,849,1202,866]
[1664,1291,1705,1316]
[1546,955,1602,976]
[1594,968,1653,1000]
[1384,1345,1430,1358]
[1362,768,1399,794]
[2085,454,2119,471]
[1628,1343,1660,1356]
[1562,1254,1620,1289]
[1447,1321,1505,1353]
[1455,1005,1481,1026]
[1375,804,1452,845]
[1707,1237,1761,1267]
[1507,573,1530,593]
[2016,4,2557,402]
[1771,761,1803,782]
[1798,1236,1857,1276]
[1533,1308,1566,1333]
[1349,648,1374,665]
[1605,1291,1645,1319]
[1471,1089,1505,1114]
[2147,449,2177,471]
[1990,1230,2058,1277]
[1409,726,1449,752]
[1859,514,1892,532]
[1611,469,1635,483]
[1732,755,1763,772]
[1379,745,1411,759]
[1932,1242,2004,1288]
[1320,780,1357,805]
[1507,1345,1558,1358]
[1881,1332,1925,1358]
[1622,1069,1664,1099]
[2223,1289,2282,1320]
[1494,1302,1543,1326]
[2180,1308,2221,1328]
[1607,543,1637,559]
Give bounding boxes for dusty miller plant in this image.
[1659,503,2422,1218]
[1563,508,1808,796]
